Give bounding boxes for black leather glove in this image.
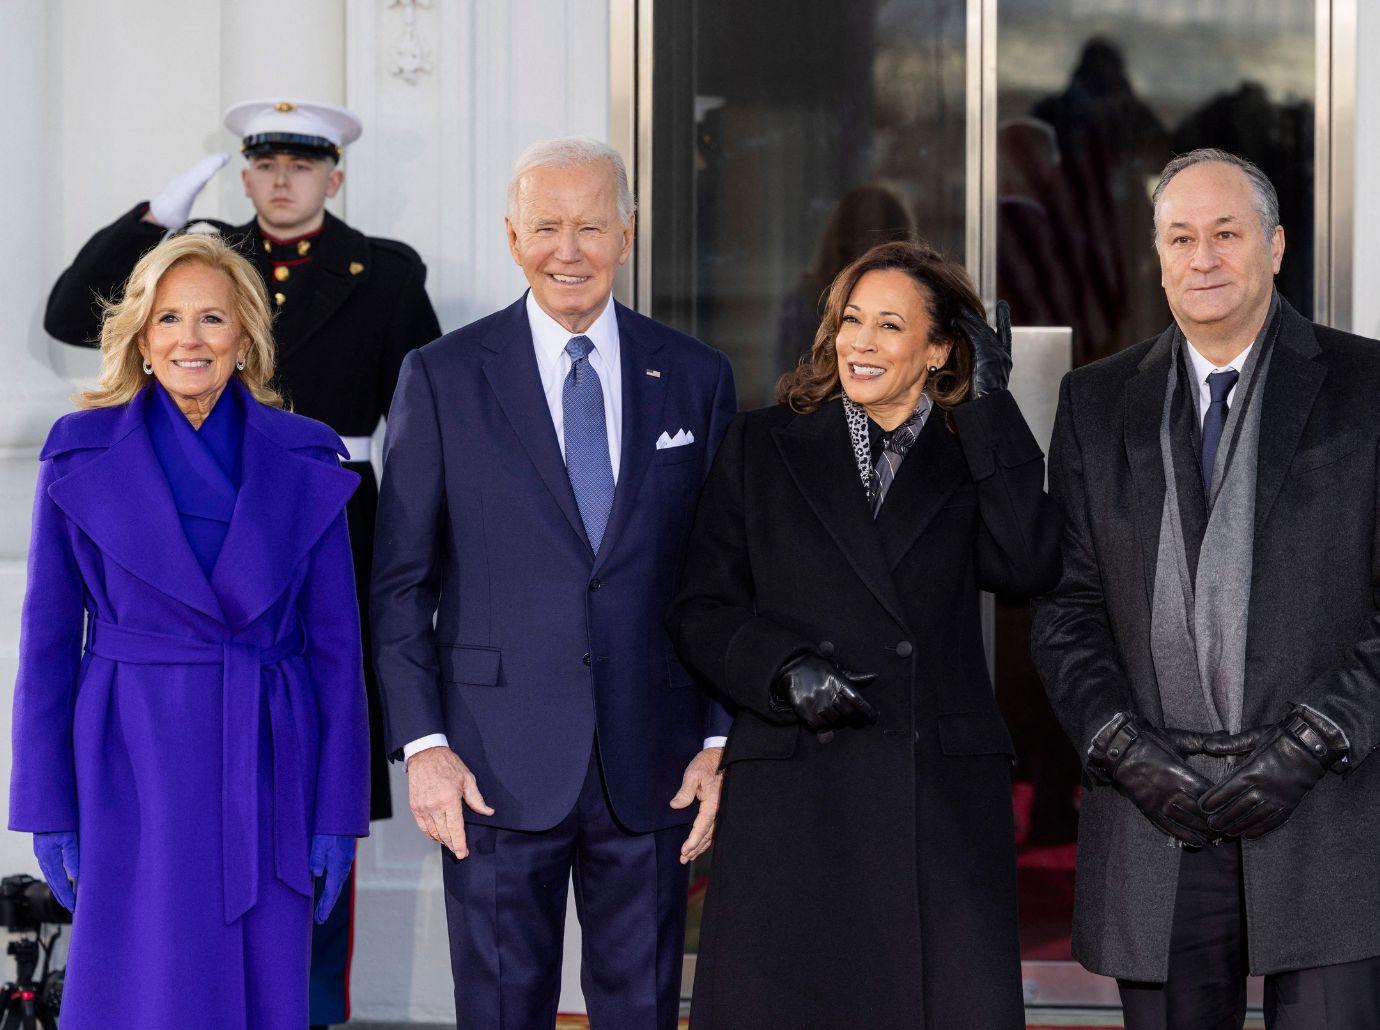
[1198,707,1349,840]
[770,654,878,732]
[957,299,1013,397]
[1089,713,1215,847]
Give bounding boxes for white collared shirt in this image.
[402,291,725,763]
[526,289,623,483]
[1184,338,1254,428]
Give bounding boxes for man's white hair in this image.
[506,137,636,224]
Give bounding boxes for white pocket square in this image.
[656,428,695,449]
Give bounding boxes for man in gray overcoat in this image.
[1033,148,1380,1028]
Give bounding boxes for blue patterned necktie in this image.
[563,335,615,552]
[1200,368,1240,495]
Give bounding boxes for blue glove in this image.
[309,833,356,925]
[33,831,79,912]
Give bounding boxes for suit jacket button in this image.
[819,640,835,657]
[895,641,913,658]
[582,652,591,667]
[589,579,602,591]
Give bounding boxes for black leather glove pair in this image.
[770,653,877,734]
[1169,706,1349,840]
[956,299,1013,398]
[1094,707,1350,846]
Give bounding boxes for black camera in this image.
[0,875,69,1030]
[0,876,70,934]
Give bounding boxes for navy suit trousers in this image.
[442,743,689,1029]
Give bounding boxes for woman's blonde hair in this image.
[776,240,979,424]
[77,232,284,409]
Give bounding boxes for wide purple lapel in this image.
[46,392,226,622]
[210,392,359,628]
[593,307,667,572]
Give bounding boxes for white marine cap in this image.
[223,98,363,160]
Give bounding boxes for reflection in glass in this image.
[651,0,968,408]
[994,0,1316,968]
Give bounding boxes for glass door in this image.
[628,0,970,409]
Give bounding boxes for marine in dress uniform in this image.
[43,98,441,1028]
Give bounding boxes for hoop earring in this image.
[142,359,153,375]
[236,357,246,371]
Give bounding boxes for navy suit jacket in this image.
[372,295,737,833]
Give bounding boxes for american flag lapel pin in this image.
[645,369,661,378]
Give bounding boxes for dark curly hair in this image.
[776,240,980,423]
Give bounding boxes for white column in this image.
[0,1,68,891]
[343,0,610,1019]
[1353,0,1380,339]
[216,0,348,225]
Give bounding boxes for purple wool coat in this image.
[9,381,369,1029]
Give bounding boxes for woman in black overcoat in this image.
[670,241,1063,1028]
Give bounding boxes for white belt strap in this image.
[340,436,373,463]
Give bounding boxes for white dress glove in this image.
[147,153,230,229]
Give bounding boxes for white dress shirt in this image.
[404,293,723,764]
[527,290,623,480]
[1184,338,1254,428]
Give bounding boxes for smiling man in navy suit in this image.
[371,137,737,1028]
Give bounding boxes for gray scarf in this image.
[1150,298,1278,777]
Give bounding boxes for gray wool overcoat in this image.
[1032,296,1380,980]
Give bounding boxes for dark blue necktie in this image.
[1201,368,1240,495]
[563,335,615,552]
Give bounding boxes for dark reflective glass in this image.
[651,0,968,409]
[996,3,1315,367]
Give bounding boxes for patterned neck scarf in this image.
[843,393,933,516]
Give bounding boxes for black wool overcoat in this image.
[1032,297,1380,980]
[671,390,1062,1029]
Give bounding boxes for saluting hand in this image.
[670,747,724,865]
[407,746,494,860]
[144,153,230,229]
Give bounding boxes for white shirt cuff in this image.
[703,736,727,750]
[403,733,450,767]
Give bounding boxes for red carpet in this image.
[1012,782,1078,960]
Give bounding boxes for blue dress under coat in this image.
[9,379,369,1029]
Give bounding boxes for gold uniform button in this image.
[274,292,286,306]
[274,266,290,282]
[297,240,311,256]
[262,239,272,253]
[349,261,365,276]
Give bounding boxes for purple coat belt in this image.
[85,619,312,922]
